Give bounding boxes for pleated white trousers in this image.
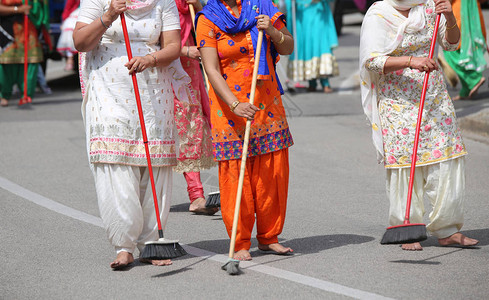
[386,157,465,238]
[92,164,172,254]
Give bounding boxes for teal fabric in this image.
[0,63,39,100]
[285,0,338,64]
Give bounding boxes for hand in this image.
[18,4,31,15]
[186,0,200,6]
[125,55,153,74]
[107,0,127,22]
[434,0,453,16]
[186,46,201,60]
[233,102,260,120]
[410,57,438,72]
[255,15,274,35]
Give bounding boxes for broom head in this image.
[140,238,187,260]
[205,191,220,208]
[380,223,428,244]
[222,258,240,275]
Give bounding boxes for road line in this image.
[0,175,394,300]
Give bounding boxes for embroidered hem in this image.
[173,155,217,173]
[384,151,467,169]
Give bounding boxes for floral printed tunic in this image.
[196,1,293,161]
[365,4,467,169]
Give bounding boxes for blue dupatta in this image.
[196,0,284,94]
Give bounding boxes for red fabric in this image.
[61,0,80,21]
[183,172,205,202]
[218,148,289,251]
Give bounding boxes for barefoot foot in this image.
[323,86,333,93]
[401,242,423,251]
[110,251,134,269]
[468,77,486,98]
[258,243,293,255]
[189,197,218,215]
[139,258,173,266]
[233,249,252,261]
[438,232,479,247]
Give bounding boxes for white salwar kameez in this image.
[360,0,468,238]
[78,0,182,254]
[386,157,464,238]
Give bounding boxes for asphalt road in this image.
[1,13,488,300]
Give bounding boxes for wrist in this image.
[13,6,18,13]
[230,100,240,112]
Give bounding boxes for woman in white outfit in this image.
[74,0,182,268]
[359,0,478,250]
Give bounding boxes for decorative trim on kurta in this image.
[213,127,293,161]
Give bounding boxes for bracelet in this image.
[14,6,18,12]
[407,55,412,68]
[147,53,157,66]
[230,100,240,112]
[275,31,285,45]
[446,21,457,30]
[100,16,111,29]
[186,46,190,57]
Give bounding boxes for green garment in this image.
[0,63,39,100]
[443,0,487,97]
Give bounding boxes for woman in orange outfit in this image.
[196,0,294,260]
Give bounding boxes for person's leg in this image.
[307,79,317,92]
[219,158,255,260]
[320,78,333,93]
[254,149,293,255]
[37,64,52,94]
[18,63,39,98]
[0,64,20,102]
[386,166,426,250]
[93,164,143,268]
[185,171,217,214]
[138,166,173,266]
[424,158,478,246]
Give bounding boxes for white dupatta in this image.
[359,0,427,162]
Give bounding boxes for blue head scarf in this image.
[196,0,284,94]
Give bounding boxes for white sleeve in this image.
[77,0,105,25]
[161,0,181,32]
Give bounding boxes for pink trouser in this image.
[183,171,205,203]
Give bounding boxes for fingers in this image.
[255,15,271,30]
[235,103,260,119]
[125,57,149,74]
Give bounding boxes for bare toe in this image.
[258,243,294,255]
[401,242,423,251]
[439,232,479,247]
[110,251,134,269]
[233,250,252,261]
[139,258,173,266]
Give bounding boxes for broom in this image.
[120,13,186,260]
[222,30,264,275]
[19,0,32,106]
[189,4,221,209]
[380,14,442,245]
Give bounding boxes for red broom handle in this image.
[404,14,441,224]
[120,13,163,236]
[23,1,28,100]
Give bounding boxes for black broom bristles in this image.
[381,223,428,244]
[140,238,187,260]
[205,191,220,208]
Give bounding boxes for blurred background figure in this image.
[174,0,217,215]
[443,0,487,100]
[0,0,49,106]
[57,0,79,71]
[285,0,339,93]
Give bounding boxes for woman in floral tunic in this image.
[360,0,478,250]
[74,0,185,268]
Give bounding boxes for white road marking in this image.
[1,175,394,300]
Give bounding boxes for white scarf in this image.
[359,0,427,162]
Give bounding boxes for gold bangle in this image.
[147,53,157,66]
[446,22,457,30]
[407,55,412,68]
[230,100,240,112]
[275,31,285,45]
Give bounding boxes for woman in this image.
[285,0,338,93]
[174,0,217,215]
[0,0,47,106]
[196,0,295,260]
[360,0,478,251]
[443,0,487,100]
[57,0,80,71]
[74,0,182,268]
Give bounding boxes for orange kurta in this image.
[196,0,292,251]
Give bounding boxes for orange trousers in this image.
[218,148,289,251]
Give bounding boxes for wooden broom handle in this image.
[189,4,210,89]
[228,30,264,259]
